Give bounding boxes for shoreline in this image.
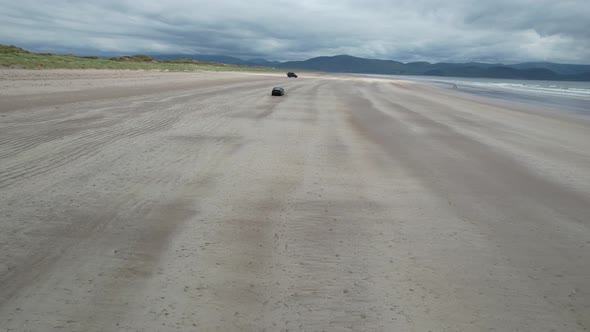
[352,73,590,115]
[2,68,588,119]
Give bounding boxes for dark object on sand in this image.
[272,87,285,96]
[287,72,298,78]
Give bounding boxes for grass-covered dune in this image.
[0,45,279,72]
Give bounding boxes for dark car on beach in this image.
[287,72,298,78]
[271,87,285,96]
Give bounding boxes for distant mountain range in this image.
[153,54,280,67]
[278,55,590,81]
[152,53,590,81]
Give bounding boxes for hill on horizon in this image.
[150,52,590,81]
[277,55,590,81]
[3,44,590,81]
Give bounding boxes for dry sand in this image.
[0,69,589,331]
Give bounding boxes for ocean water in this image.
[364,74,590,114]
[409,76,590,98]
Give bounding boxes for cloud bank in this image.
[1,0,589,63]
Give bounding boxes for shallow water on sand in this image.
[368,74,590,115]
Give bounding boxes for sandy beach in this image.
[1,69,589,331]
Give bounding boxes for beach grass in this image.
[0,45,280,72]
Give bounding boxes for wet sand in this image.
[1,69,589,331]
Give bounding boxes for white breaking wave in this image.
[434,78,590,99]
[356,74,590,102]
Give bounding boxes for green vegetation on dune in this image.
[108,54,157,62]
[0,45,31,54]
[160,58,201,64]
[0,45,280,72]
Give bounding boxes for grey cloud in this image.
[461,0,590,38]
[0,0,588,63]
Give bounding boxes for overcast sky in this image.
[1,0,589,63]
